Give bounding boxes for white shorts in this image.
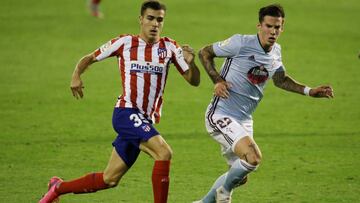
[205,113,253,165]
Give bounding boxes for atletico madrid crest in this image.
[157,48,167,59]
[142,124,151,132]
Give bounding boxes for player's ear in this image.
[256,22,261,30]
[139,15,143,25]
[281,19,285,32]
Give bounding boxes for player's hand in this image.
[309,85,334,98]
[182,44,195,64]
[214,81,232,99]
[70,75,84,99]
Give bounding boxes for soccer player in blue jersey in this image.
[195,4,334,203]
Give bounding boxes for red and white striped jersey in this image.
[94,34,189,123]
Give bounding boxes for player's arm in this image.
[70,52,97,99]
[70,36,122,99]
[272,69,334,98]
[181,45,200,86]
[198,45,231,98]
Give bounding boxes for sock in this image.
[222,159,256,192]
[201,173,227,203]
[56,172,109,195]
[152,160,170,203]
[91,0,101,5]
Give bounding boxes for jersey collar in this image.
[256,34,273,54]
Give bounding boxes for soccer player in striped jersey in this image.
[39,1,200,203]
[195,4,333,203]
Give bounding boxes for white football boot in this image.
[215,186,233,203]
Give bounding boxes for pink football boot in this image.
[39,176,63,203]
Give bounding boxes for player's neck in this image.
[138,34,160,45]
[257,34,273,53]
[262,44,272,53]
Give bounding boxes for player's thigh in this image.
[112,107,160,164]
[233,136,262,166]
[206,114,256,163]
[140,135,172,160]
[207,114,253,149]
[103,148,129,186]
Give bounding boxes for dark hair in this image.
[258,4,285,22]
[140,0,166,16]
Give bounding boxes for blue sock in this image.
[202,173,227,203]
[223,159,256,192]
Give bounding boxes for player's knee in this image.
[156,146,172,160]
[246,153,262,166]
[146,137,173,160]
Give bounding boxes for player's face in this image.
[139,8,165,44]
[257,16,284,50]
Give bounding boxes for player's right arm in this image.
[70,53,97,99]
[70,36,125,99]
[199,35,241,99]
[198,45,231,99]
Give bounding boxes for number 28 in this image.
[216,117,232,128]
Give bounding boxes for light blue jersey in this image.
[207,34,285,121]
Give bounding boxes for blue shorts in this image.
[112,107,159,167]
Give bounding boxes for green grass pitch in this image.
[1,0,359,202]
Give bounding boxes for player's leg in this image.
[198,115,257,203]
[198,172,248,203]
[193,115,229,203]
[216,136,261,202]
[140,135,172,203]
[103,148,130,186]
[111,107,170,203]
[140,134,172,160]
[58,148,129,193]
[39,108,141,203]
[196,152,249,203]
[39,148,130,203]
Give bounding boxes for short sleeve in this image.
[94,37,124,61]
[212,34,243,58]
[171,45,189,75]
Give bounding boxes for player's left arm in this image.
[181,45,200,86]
[272,69,334,98]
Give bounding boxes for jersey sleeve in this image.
[94,36,124,61]
[171,43,189,75]
[212,34,243,58]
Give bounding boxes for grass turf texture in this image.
[1,0,360,202]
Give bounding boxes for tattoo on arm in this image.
[184,62,200,86]
[272,70,305,95]
[198,45,223,83]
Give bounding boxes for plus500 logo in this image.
[130,63,164,74]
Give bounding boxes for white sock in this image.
[223,159,256,192]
